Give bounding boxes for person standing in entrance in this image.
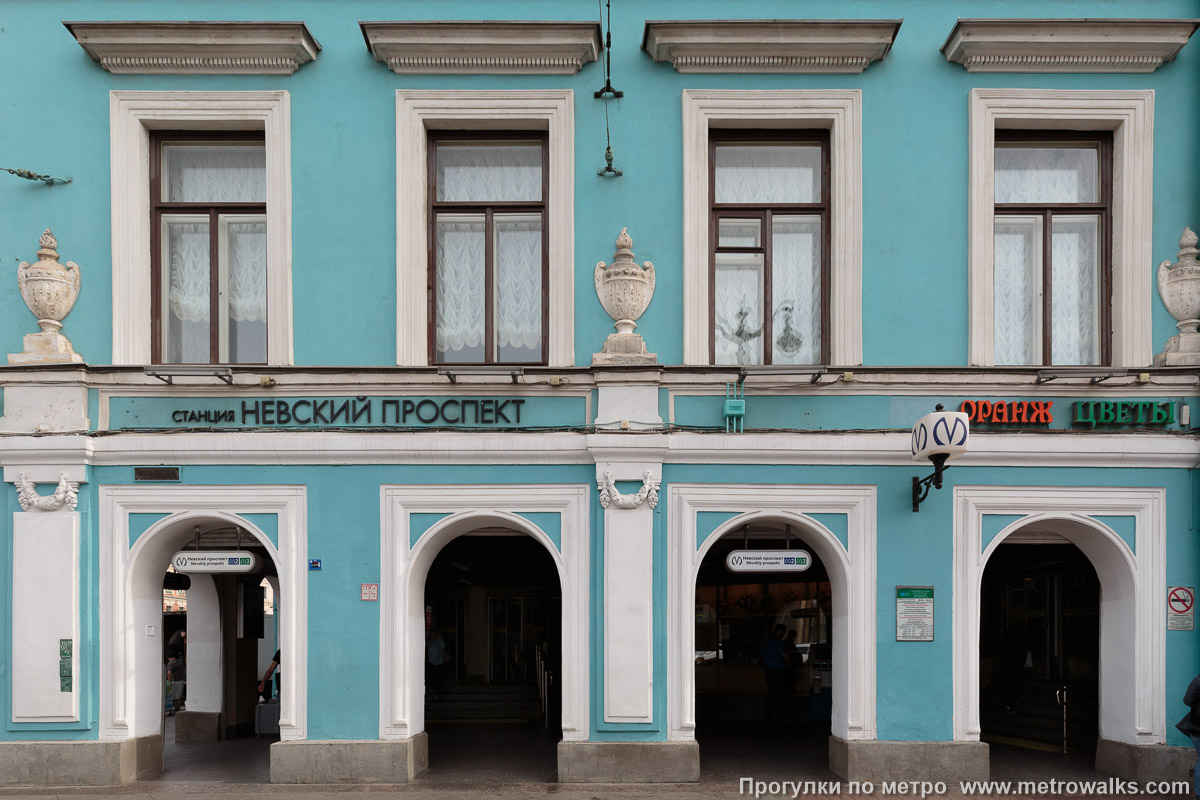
[426,630,447,701]
[258,650,280,700]
[762,623,788,733]
[166,648,186,713]
[1177,672,1200,800]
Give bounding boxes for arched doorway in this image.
[691,513,851,782]
[980,536,1101,776]
[406,514,567,782]
[953,487,1166,782]
[126,514,281,782]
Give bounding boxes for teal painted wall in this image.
[1,0,1197,367]
[1,460,1196,745]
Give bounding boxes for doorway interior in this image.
[694,525,839,782]
[148,524,281,783]
[420,530,562,783]
[980,540,1103,780]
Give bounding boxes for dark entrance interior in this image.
[695,525,838,782]
[980,541,1102,779]
[421,531,562,783]
[150,526,279,783]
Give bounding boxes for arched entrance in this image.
[99,485,307,782]
[129,513,282,781]
[980,536,1102,775]
[404,512,568,782]
[954,486,1165,780]
[692,518,843,780]
[667,485,877,782]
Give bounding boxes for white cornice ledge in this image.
[361,21,601,74]
[64,21,321,75]
[642,19,901,74]
[942,18,1200,73]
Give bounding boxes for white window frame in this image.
[681,90,862,366]
[396,90,574,367]
[110,91,293,365]
[968,89,1154,367]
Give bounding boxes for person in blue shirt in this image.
[762,623,788,733]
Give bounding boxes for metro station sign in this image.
[172,551,260,574]
[725,550,811,573]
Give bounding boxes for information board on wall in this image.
[896,586,934,642]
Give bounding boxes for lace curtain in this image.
[995,147,1097,204]
[715,145,821,204]
[436,217,486,361]
[993,219,1040,365]
[436,144,541,202]
[494,217,542,359]
[714,254,764,365]
[993,146,1100,364]
[713,221,821,365]
[164,145,266,203]
[434,144,544,362]
[161,144,267,363]
[1050,218,1099,364]
[771,217,822,364]
[165,221,210,363]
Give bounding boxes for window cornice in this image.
[65,21,320,75]
[643,19,900,74]
[942,18,1199,73]
[362,21,600,75]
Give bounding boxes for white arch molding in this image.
[98,485,308,741]
[952,486,1166,745]
[379,485,589,741]
[667,485,877,743]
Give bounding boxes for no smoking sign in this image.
[1167,586,1194,631]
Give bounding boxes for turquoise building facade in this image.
[1,0,1198,787]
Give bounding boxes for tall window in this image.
[151,132,267,364]
[993,132,1112,366]
[710,131,830,365]
[429,133,548,364]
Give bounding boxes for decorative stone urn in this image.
[1154,227,1200,366]
[8,228,83,364]
[592,228,657,365]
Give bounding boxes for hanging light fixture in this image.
[595,0,623,177]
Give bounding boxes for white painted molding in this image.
[942,19,1199,73]
[952,486,1165,745]
[681,90,862,365]
[362,21,600,74]
[0,430,1195,469]
[395,90,575,367]
[11,512,80,723]
[14,472,79,512]
[643,19,901,73]
[592,459,660,724]
[109,91,293,365]
[967,89,1154,368]
[379,484,589,741]
[66,21,319,75]
[597,469,660,509]
[667,484,876,742]
[98,485,307,740]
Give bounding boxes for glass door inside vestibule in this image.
[487,597,548,684]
